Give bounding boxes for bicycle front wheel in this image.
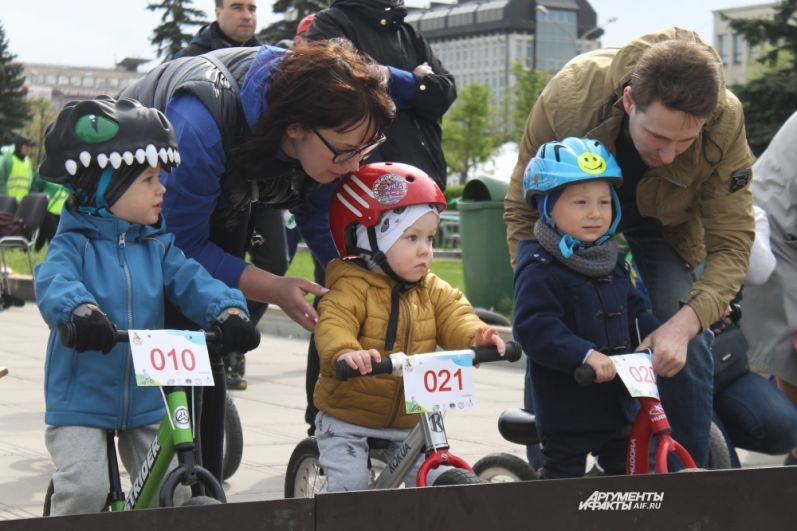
[472,452,538,482]
[432,468,483,486]
[285,437,328,498]
[222,393,244,480]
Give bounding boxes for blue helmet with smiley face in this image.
[523,137,623,256]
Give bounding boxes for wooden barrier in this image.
[1,467,795,531]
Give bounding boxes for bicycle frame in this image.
[107,385,195,510]
[627,396,697,474]
[370,410,473,489]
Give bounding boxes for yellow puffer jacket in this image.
[503,27,755,329]
[314,259,486,429]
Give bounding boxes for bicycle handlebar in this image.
[574,348,654,385]
[60,324,219,349]
[335,340,523,381]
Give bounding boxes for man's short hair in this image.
[631,40,721,119]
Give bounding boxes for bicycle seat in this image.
[497,408,540,446]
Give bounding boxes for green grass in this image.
[1,247,47,275]
[286,249,464,292]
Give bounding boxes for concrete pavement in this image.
[0,301,785,522]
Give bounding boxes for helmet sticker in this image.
[372,174,408,205]
[577,152,607,175]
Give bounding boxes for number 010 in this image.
[150,348,196,371]
[423,368,463,393]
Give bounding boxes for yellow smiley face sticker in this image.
[577,152,607,175]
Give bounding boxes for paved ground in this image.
[0,301,785,521]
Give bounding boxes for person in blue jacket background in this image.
[121,38,395,480]
[34,96,261,515]
[513,138,660,479]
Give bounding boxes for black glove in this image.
[60,303,116,353]
[213,308,261,354]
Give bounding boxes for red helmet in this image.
[330,162,447,258]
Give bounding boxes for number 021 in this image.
[423,368,463,393]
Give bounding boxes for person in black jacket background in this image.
[176,0,260,58]
[302,0,457,434]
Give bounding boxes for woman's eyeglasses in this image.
[311,127,386,164]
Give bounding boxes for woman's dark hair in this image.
[239,39,395,163]
[630,40,721,120]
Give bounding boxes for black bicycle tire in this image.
[180,495,223,506]
[42,479,54,516]
[431,468,483,486]
[472,452,538,482]
[708,420,732,470]
[284,437,327,498]
[222,393,244,480]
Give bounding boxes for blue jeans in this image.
[714,372,797,467]
[623,222,714,469]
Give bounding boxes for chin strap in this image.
[549,187,624,259]
[354,226,418,351]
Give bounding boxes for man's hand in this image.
[413,62,433,77]
[638,305,702,377]
[338,349,382,376]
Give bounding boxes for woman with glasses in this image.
[121,38,394,481]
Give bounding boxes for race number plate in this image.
[611,351,659,399]
[402,351,475,413]
[128,330,214,387]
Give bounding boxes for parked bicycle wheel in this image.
[222,393,243,480]
[708,421,732,470]
[431,468,483,486]
[472,452,538,482]
[285,437,327,498]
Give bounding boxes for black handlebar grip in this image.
[574,364,596,385]
[60,322,77,348]
[335,358,394,381]
[472,340,522,364]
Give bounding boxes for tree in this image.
[258,0,331,45]
[24,97,58,167]
[147,0,208,61]
[725,0,797,154]
[442,83,496,183]
[0,22,30,146]
[509,62,549,142]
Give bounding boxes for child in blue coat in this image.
[513,137,660,479]
[35,96,261,515]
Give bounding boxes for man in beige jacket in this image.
[505,27,755,469]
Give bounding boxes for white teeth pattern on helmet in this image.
[79,151,91,167]
[174,151,181,165]
[97,153,109,169]
[145,144,158,167]
[135,148,146,164]
[122,151,134,165]
[166,148,174,162]
[158,147,168,164]
[109,152,122,169]
[65,160,78,176]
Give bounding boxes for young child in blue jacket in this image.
[513,137,660,479]
[34,96,261,515]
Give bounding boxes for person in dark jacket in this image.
[513,138,660,479]
[175,0,283,391]
[302,0,457,434]
[121,39,395,481]
[176,0,260,59]
[306,0,456,190]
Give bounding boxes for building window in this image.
[733,33,744,64]
[717,34,727,64]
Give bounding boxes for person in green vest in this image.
[31,174,69,251]
[1,135,35,200]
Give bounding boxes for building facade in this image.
[405,0,600,129]
[713,2,779,86]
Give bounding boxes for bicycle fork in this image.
[627,397,697,474]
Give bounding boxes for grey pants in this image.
[316,412,432,492]
[45,425,157,515]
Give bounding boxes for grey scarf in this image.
[534,220,618,278]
